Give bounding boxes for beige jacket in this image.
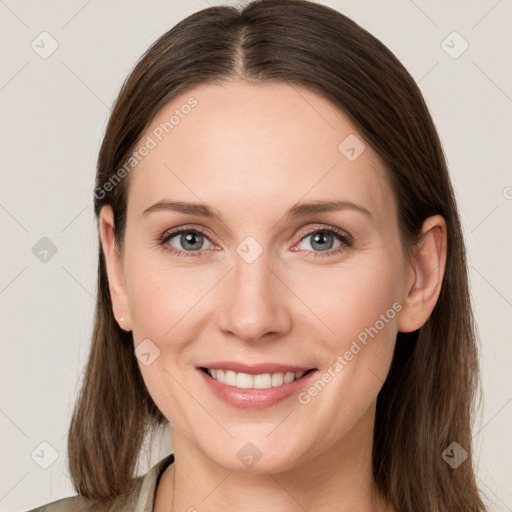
[26,453,175,512]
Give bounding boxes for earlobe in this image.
[397,215,448,333]
[99,205,132,332]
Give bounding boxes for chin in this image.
[198,438,305,475]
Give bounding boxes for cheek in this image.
[297,255,402,350]
[126,260,200,426]
[125,248,203,339]
[123,240,403,452]
[291,259,402,442]
[124,249,212,414]
[125,239,403,353]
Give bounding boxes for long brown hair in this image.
[67,1,486,510]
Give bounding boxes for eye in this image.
[158,227,215,258]
[157,225,354,259]
[293,226,353,258]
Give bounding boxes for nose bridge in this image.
[218,238,291,341]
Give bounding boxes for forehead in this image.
[127,80,395,226]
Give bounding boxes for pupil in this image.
[182,232,202,250]
[312,232,333,251]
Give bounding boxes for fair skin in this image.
[99,80,447,512]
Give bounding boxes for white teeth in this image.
[254,373,272,389]
[284,372,295,384]
[271,373,283,387]
[236,372,253,388]
[225,370,237,386]
[205,368,307,389]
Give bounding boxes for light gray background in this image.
[1,1,511,510]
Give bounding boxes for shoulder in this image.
[23,491,137,512]
[24,495,89,512]
[23,486,140,512]
[25,453,175,512]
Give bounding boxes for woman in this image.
[28,0,486,510]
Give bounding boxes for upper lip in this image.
[198,361,316,375]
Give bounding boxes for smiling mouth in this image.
[199,367,316,389]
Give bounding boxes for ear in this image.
[99,205,132,332]
[397,214,448,333]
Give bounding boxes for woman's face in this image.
[105,80,415,472]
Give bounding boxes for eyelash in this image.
[157,225,354,260]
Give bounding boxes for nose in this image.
[215,248,293,343]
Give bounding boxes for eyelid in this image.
[294,224,354,245]
[162,224,217,241]
[159,225,218,250]
[158,223,354,256]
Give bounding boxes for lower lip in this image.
[197,368,318,410]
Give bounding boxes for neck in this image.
[156,409,392,512]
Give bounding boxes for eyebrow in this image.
[141,199,373,220]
